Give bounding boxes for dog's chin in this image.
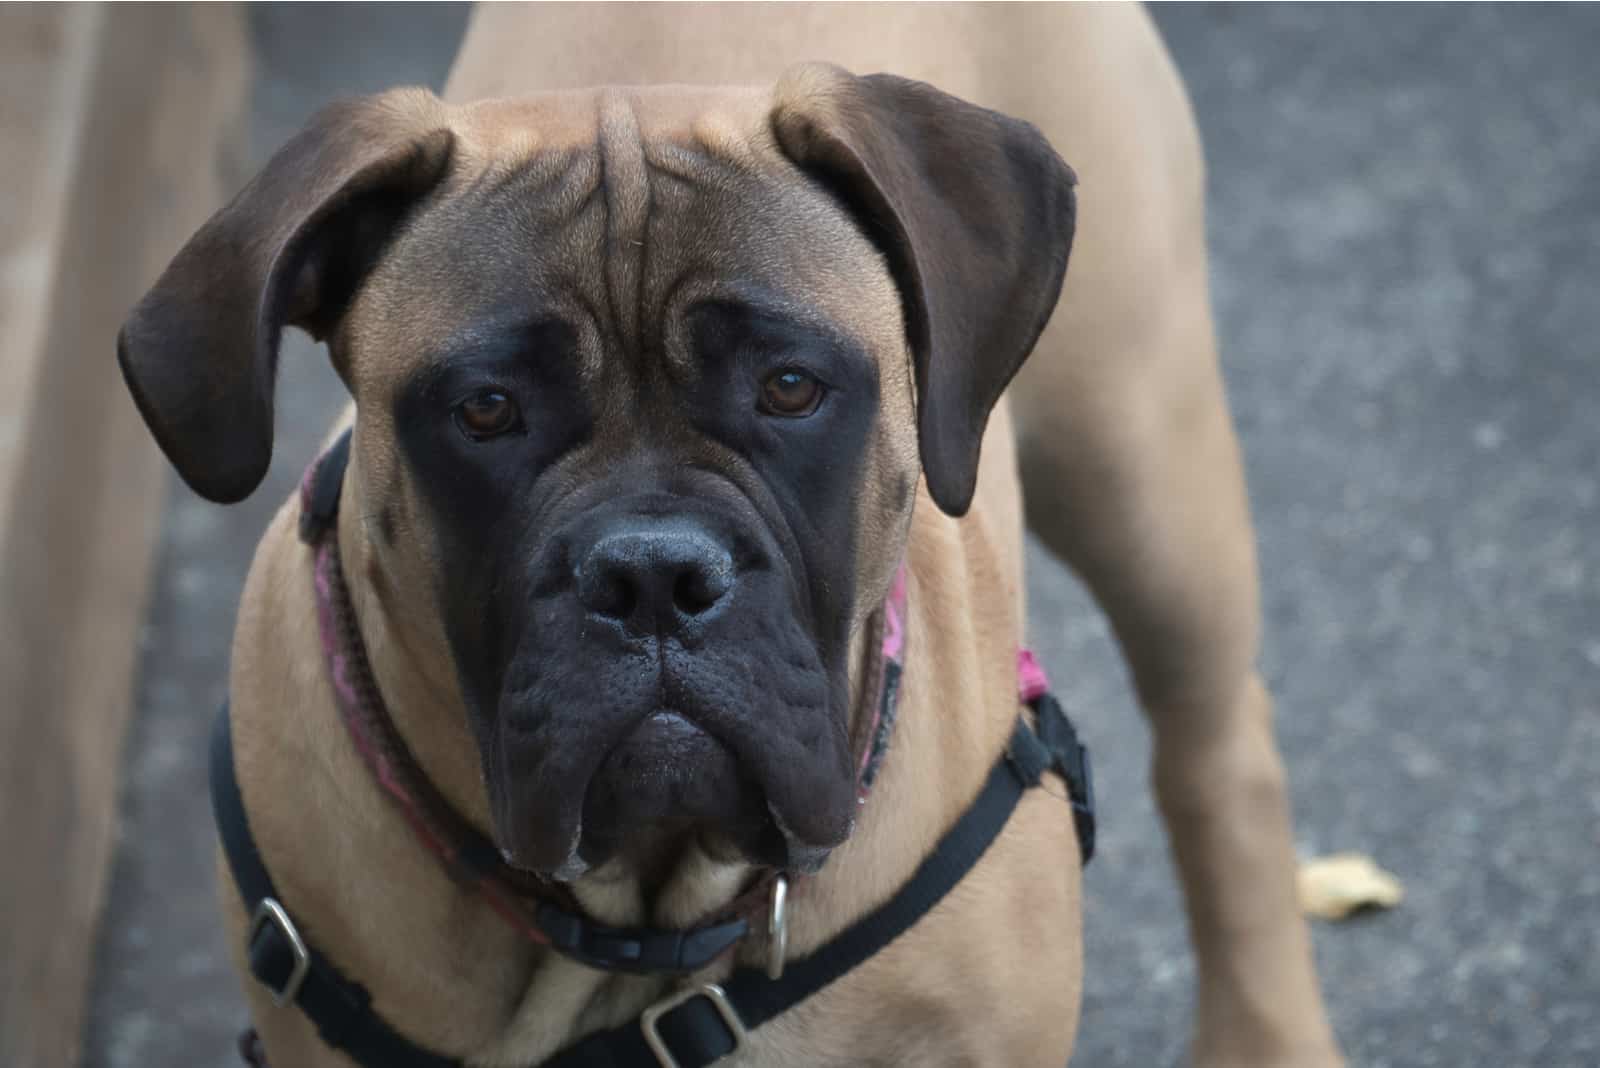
[492,709,844,883]
[576,710,783,871]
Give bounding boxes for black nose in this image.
[575,518,735,629]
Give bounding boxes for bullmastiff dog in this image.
[118,4,1342,1066]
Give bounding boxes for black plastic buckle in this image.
[1063,737,1096,864]
[1030,693,1097,864]
[534,902,749,975]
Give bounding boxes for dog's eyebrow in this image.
[686,292,867,368]
[423,314,577,373]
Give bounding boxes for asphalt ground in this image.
[83,5,1599,1066]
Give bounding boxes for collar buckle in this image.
[247,898,310,1006]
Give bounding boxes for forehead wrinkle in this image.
[553,280,608,385]
[649,263,703,384]
[466,146,601,235]
[646,138,759,188]
[598,91,650,361]
[464,157,613,385]
[638,159,779,384]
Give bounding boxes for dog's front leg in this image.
[1009,15,1344,1063]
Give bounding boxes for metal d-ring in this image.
[766,874,789,980]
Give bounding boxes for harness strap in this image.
[214,691,1090,1068]
[211,703,455,1068]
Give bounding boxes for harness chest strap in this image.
[214,430,1095,1068]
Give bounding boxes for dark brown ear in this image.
[772,64,1076,516]
[117,89,454,503]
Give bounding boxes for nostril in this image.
[577,563,638,621]
[601,578,638,621]
[673,567,725,616]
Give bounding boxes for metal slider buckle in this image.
[248,898,311,1006]
[640,983,747,1068]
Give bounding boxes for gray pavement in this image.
[83,5,1600,1066]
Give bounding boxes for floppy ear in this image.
[771,64,1077,516]
[117,88,454,503]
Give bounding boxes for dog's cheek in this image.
[851,360,920,625]
[723,618,856,846]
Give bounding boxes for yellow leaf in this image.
[1298,852,1404,921]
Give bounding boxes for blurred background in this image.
[2,4,1594,1067]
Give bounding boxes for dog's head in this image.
[120,69,1074,880]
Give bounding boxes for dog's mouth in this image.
[488,660,857,883]
[575,709,787,872]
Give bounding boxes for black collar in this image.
[212,430,1094,1068]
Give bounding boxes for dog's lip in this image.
[767,802,840,875]
[584,706,847,873]
[583,704,741,805]
[494,707,738,878]
[498,842,589,881]
[643,707,705,734]
[489,647,853,878]
[585,705,719,772]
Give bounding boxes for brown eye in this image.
[453,389,522,439]
[760,369,824,417]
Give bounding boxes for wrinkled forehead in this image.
[347,86,904,378]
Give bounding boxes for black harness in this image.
[213,435,1095,1068]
